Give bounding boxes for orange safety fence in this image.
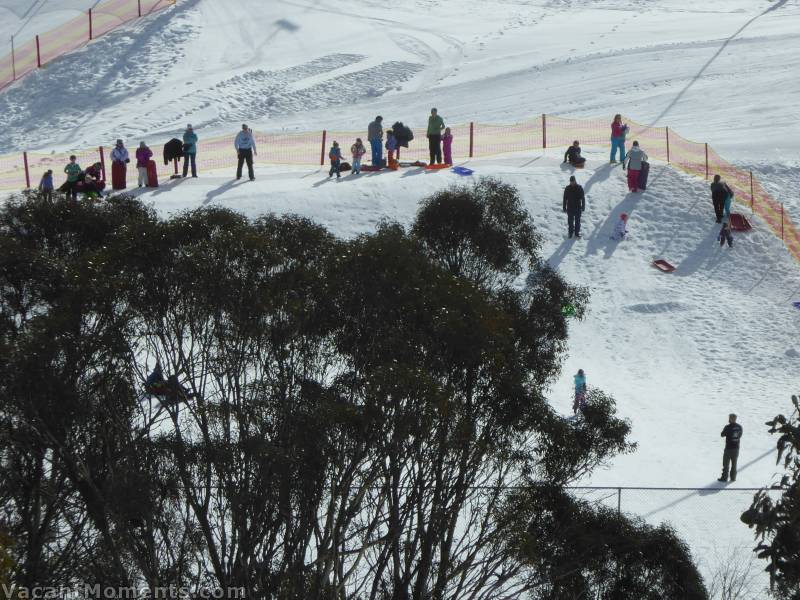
[0,0,175,92]
[1,114,798,264]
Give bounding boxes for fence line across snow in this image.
[0,114,797,265]
[0,0,176,93]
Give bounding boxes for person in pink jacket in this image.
[135,141,153,187]
[610,114,629,164]
[442,127,453,165]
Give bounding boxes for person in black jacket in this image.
[563,176,586,238]
[718,413,743,482]
[563,140,586,167]
[710,174,733,224]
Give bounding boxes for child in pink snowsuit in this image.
[442,127,453,165]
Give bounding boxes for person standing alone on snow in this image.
[563,175,586,239]
[368,116,384,167]
[718,413,742,482]
[182,124,198,178]
[573,369,587,414]
[136,142,153,188]
[427,107,445,165]
[235,124,257,181]
[710,175,733,223]
[623,141,648,192]
[610,114,629,164]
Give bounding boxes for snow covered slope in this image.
[1,0,799,164]
[2,0,798,594]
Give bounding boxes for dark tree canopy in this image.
[0,186,702,600]
[742,394,800,598]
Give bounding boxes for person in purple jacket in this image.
[136,141,153,187]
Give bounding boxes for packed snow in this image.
[3,0,800,595]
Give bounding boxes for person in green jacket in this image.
[63,155,82,199]
[182,124,198,178]
[427,107,445,165]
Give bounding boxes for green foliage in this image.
[502,486,708,599]
[0,189,687,600]
[741,394,800,598]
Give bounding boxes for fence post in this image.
[138,0,142,18]
[542,114,547,149]
[89,8,93,40]
[617,488,621,516]
[704,143,709,180]
[35,35,41,68]
[23,152,30,189]
[98,146,106,181]
[782,203,785,241]
[320,130,327,167]
[665,127,670,163]
[11,35,16,80]
[750,170,755,214]
[469,122,474,158]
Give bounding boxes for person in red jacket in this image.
[610,114,629,164]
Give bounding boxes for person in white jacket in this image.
[623,141,648,192]
[234,124,257,181]
[110,139,130,190]
[611,212,628,240]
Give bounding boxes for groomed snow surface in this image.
[3,0,800,596]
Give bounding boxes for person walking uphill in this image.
[610,114,629,164]
[427,107,445,165]
[110,139,130,190]
[710,175,733,223]
[368,116,384,167]
[135,142,153,188]
[563,176,586,239]
[718,413,742,482]
[182,124,198,178]
[235,124,257,181]
[623,141,648,192]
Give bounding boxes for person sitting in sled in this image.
[564,140,586,167]
[611,212,628,240]
[144,361,193,401]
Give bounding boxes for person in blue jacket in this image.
[182,124,198,178]
[573,369,587,414]
[328,141,343,179]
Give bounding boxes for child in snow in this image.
[351,138,366,175]
[718,220,733,248]
[385,130,398,170]
[328,141,343,178]
[611,212,628,240]
[136,141,153,187]
[573,369,587,414]
[442,127,453,165]
[623,141,648,193]
[38,170,54,201]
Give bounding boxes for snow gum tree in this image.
[0,183,704,600]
